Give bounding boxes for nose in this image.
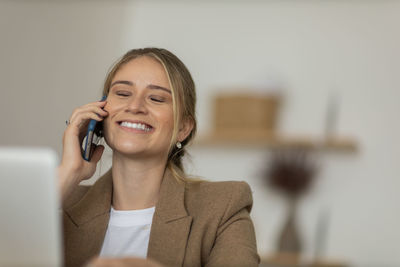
[125,94,148,114]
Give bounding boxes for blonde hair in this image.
[102,48,197,182]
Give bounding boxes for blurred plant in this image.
[266,148,317,199]
[264,147,318,255]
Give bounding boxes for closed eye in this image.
[150,96,165,103]
[116,91,131,97]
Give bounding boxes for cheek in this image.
[157,110,174,130]
[102,103,120,139]
[104,98,120,113]
[102,119,112,147]
[103,117,112,134]
[104,100,124,121]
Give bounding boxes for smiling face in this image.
[103,56,181,160]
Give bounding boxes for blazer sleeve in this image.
[205,182,260,267]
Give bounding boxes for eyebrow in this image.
[110,80,171,94]
[110,80,133,87]
[147,84,171,94]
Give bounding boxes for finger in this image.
[83,100,107,111]
[67,112,105,135]
[82,100,107,108]
[81,104,108,116]
[63,116,104,161]
[69,106,108,126]
[78,120,91,142]
[68,101,108,122]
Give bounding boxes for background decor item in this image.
[265,148,317,256]
[213,92,280,140]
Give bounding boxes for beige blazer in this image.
[63,169,260,267]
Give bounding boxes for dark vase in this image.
[278,197,302,254]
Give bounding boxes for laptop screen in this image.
[0,147,62,267]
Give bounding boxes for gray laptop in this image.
[0,147,62,267]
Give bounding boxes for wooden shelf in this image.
[192,134,358,152]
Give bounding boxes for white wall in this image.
[120,2,400,266]
[1,1,399,266]
[0,1,128,151]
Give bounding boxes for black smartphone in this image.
[82,96,106,161]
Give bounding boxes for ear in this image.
[177,118,194,143]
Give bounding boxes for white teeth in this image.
[120,121,151,132]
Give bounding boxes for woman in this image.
[59,48,259,267]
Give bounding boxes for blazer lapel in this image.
[65,168,192,266]
[147,169,192,267]
[64,170,113,265]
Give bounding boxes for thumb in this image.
[91,145,105,163]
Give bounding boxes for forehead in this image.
[112,56,169,86]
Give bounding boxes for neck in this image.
[111,152,168,210]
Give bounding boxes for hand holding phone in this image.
[59,97,108,201]
[82,95,107,161]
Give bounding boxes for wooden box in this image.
[213,93,280,139]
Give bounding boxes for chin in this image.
[105,135,170,159]
[114,142,146,155]
[104,137,142,154]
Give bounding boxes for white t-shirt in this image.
[100,206,155,258]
